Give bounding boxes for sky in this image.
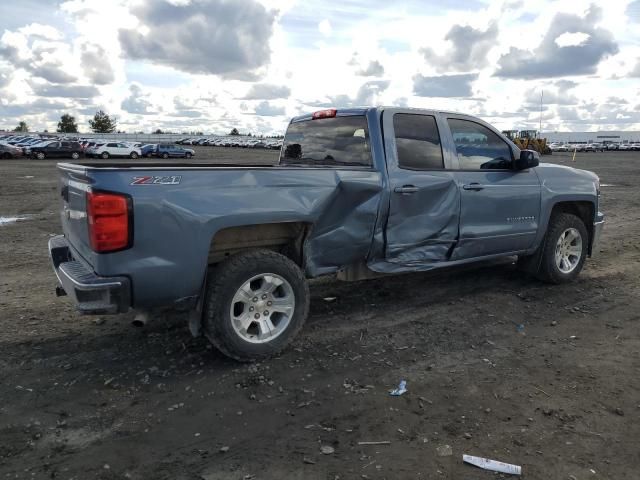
[0,0,639,135]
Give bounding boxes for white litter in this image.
[389,380,407,396]
[463,454,521,475]
[0,215,31,226]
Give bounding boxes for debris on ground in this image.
[463,454,521,475]
[436,445,453,457]
[320,445,335,455]
[389,380,407,396]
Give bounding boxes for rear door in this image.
[443,115,541,259]
[383,109,460,264]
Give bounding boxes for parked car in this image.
[556,144,570,152]
[31,141,83,160]
[154,143,194,158]
[606,143,619,150]
[140,144,157,157]
[0,143,23,159]
[87,142,142,159]
[619,144,632,151]
[49,107,604,361]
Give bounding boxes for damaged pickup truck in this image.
[49,107,604,360]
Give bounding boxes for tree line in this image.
[10,112,258,137]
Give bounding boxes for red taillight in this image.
[86,191,130,252]
[312,108,337,120]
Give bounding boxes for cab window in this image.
[447,118,513,170]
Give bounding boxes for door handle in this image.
[394,185,419,194]
[463,183,484,191]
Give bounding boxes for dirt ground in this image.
[1,149,639,480]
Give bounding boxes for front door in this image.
[444,117,541,260]
[383,110,460,264]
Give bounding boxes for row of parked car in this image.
[175,137,283,149]
[0,134,197,159]
[549,142,640,152]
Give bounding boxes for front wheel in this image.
[185,152,192,159]
[162,152,169,159]
[534,213,588,284]
[130,151,138,159]
[101,152,109,159]
[203,250,310,361]
[71,152,80,160]
[36,152,45,160]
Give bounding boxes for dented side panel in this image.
[80,166,383,308]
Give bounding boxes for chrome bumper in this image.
[48,235,131,314]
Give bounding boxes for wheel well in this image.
[550,201,594,248]
[208,222,308,266]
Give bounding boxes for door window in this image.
[393,114,444,170]
[447,118,513,170]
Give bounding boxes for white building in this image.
[543,131,640,144]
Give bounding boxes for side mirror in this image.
[515,149,539,170]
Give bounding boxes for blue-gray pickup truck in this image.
[49,107,604,360]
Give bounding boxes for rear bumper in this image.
[48,235,131,314]
[591,212,604,256]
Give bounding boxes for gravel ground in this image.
[1,149,639,479]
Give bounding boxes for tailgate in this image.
[58,163,95,265]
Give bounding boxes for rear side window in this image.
[447,118,513,170]
[393,114,444,169]
[280,115,372,167]
[107,143,117,147]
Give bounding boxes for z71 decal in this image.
[131,175,182,185]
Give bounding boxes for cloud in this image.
[0,26,76,84]
[495,5,618,79]
[31,63,76,84]
[357,60,385,77]
[321,80,390,108]
[627,0,640,22]
[254,101,285,116]
[413,73,478,97]
[242,83,291,100]
[421,23,498,72]
[524,80,579,105]
[30,83,99,98]
[121,84,154,114]
[119,0,276,79]
[81,44,115,85]
[630,59,640,77]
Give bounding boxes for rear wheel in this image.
[185,152,192,159]
[71,152,80,160]
[130,151,139,159]
[202,250,309,361]
[101,152,109,159]
[36,152,45,160]
[162,152,169,159]
[534,213,588,284]
[1,152,11,159]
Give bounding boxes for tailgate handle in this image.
[394,185,419,194]
[463,183,484,191]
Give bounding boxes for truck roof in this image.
[290,106,477,124]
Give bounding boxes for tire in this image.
[36,152,45,160]
[162,152,169,159]
[535,213,588,284]
[71,152,80,160]
[185,153,192,159]
[101,152,109,159]
[202,250,310,361]
[130,152,139,159]
[1,152,11,159]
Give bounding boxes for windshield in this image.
[280,115,372,167]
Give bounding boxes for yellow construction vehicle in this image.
[501,129,551,155]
